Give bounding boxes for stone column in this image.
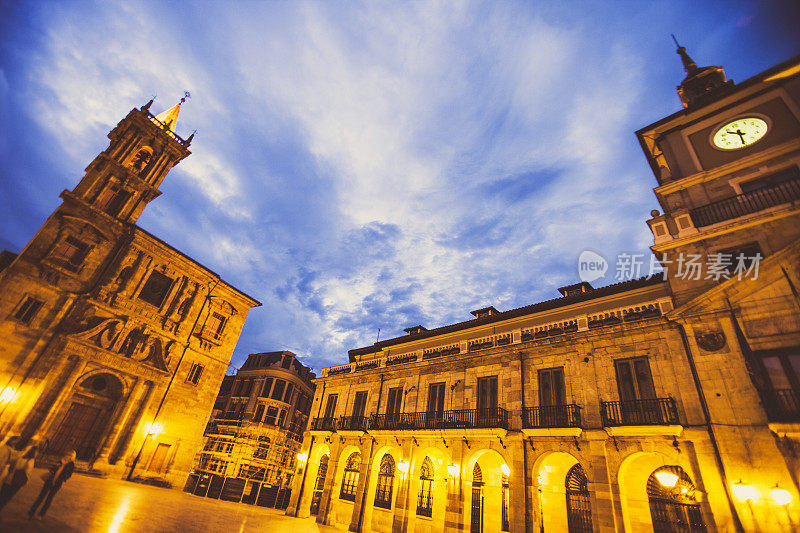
[586,436,618,533]
[32,356,87,442]
[92,378,148,470]
[113,380,155,467]
[444,443,466,532]
[318,437,343,526]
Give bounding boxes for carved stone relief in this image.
[70,309,175,372]
[695,331,727,352]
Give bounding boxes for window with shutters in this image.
[186,363,204,386]
[323,394,338,419]
[204,312,227,340]
[352,391,368,418]
[13,296,43,325]
[49,236,90,272]
[477,376,498,410]
[386,387,403,415]
[96,185,131,217]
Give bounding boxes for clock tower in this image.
[638,48,800,305]
[638,50,800,531]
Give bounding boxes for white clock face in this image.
[712,117,768,150]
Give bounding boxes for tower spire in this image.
[672,34,698,73]
[671,36,731,108]
[154,91,191,132]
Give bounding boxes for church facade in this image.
[0,99,260,487]
[286,52,800,532]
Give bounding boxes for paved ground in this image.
[0,469,339,532]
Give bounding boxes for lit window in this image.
[49,237,90,272]
[138,271,174,307]
[264,406,278,426]
[186,363,204,386]
[340,452,361,501]
[13,296,43,325]
[374,454,395,509]
[417,457,434,517]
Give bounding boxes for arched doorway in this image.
[565,463,593,533]
[471,463,484,533]
[647,466,707,533]
[48,373,123,460]
[310,453,329,515]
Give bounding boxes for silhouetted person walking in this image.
[0,444,37,512]
[28,450,76,519]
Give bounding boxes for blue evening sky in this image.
[1,1,798,374]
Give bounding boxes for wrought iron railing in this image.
[338,416,369,431]
[523,404,582,428]
[369,407,509,431]
[311,417,337,431]
[760,388,800,422]
[600,398,679,426]
[690,178,800,227]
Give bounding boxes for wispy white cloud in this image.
[1,0,795,373]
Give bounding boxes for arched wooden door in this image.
[648,466,707,533]
[49,373,123,460]
[309,454,329,515]
[566,463,593,533]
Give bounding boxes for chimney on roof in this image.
[403,325,428,336]
[558,282,594,297]
[470,306,500,319]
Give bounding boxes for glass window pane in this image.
[764,357,791,389]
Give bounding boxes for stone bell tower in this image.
[69,97,193,224]
[0,97,260,487]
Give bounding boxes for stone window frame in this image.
[137,270,175,308]
[11,295,44,326]
[48,235,92,273]
[186,362,204,386]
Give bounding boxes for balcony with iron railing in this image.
[310,417,337,432]
[760,388,800,423]
[338,416,370,432]
[369,407,509,431]
[522,404,582,429]
[600,397,679,427]
[689,177,800,228]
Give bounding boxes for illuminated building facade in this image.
[0,99,260,487]
[185,351,315,508]
[286,52,800,532]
